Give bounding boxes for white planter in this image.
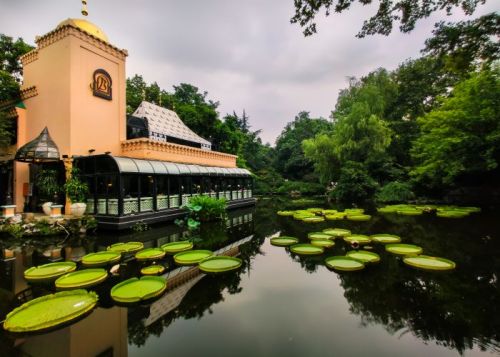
[71,203,87,217]
[42,202,53,216]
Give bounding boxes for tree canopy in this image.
[291,0,488,37]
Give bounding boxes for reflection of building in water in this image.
[145,236,253,327]
[19,306,128,357]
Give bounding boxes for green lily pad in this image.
[111,276,166,303]
[346,214,371,221]
[135,248,166,261]
[3,290,98,333]
[310,239,335,248]
[24,262,77,283]
[323,228,351,237]
[344,208,365,214]
[290,244,324,255]
[403,255,456,271]
[436,210,469,218]
[308,232,334,240]
[306,208,323,213]
[174,250,213,265]
[81,251,121,267]
[322,209,338,215]
[302,217,325,223]
[325,214,344,220]
[386,244,423,256]
[343,235,372,245]
[141,265,166,275]
[346,250,380,263]
[370,234,401,244]
[161,241,194,254]
[107,241,144,254]
[270,236,299,246]
[277,211,295,216]
[199,256,242,273]
[397,209,423,216]
[55,269,108,290]
[325,256,365,271]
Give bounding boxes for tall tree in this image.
[291,0,488,37]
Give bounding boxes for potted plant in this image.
[35,169,61,215]
[64,169,89,217]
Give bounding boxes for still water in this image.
[0,197,499,356]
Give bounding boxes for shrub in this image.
[63,168,89,203]
[185,195,227,222]
[276,180,325,196]
[35,169,60,200]
[376,181,415,203]
[330,161,379,204]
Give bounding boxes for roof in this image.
[132,101,212,150]
[57,18,109,42]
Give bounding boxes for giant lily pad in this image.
[344,208,365,214]
[302,217,325,223]
[24,262,77,283]
[111,276,166,303]
[311,239,335,248]
[107,242,144,254]
[325,256,365,271]
[3,290,98,333]
[308,232,334,240]
[290,244,324,255]
[325,214,344,220]
[199,256,242,273]
[436,210,469,218]
[397,209,423,216]
[403,255,456,271]
[386,244,423,256]
[174,250,213,265]
[270,236,299,246]
[55,269,108,290]
[141,265,166,276]
[161,241,193,254]
[347,214,371,221]
[346,250,380,263]
[323,228,351,237]
[277,211,295,216]
[370,234,401,244]
[343,235,372,245]
[81,251,121,267]
[135,248,166,261]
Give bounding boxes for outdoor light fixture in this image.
[88,149,95,154]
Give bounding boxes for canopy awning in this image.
[15,127,60,163]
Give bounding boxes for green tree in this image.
[291,0,487,37]
[410,67,500,193]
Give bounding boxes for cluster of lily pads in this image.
[5,240,243,333]
[270,227,456,273]
[377,204,481,218]
[277,207,372,222]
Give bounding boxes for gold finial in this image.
[81,0,88,17]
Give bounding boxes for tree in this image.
[291,0,487,37]
[274,111,332,180]
[0,34,33,81]
[410,67,500,193]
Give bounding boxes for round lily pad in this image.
[290,244,324,255]
[311,239,335,248]
[308,232,334,240]
[55,269,108,290]
[403,255,456,271]
[135,248,166,261]
[270,236,299,246]
[325,256,365,271]
[81,251,121,267]
[346,250,380,263]
[107,241,144,254]
[3,289,98,333]
[141,265,166,275]
[323,228,351,237]
[344,208,365,214]
[386,244,423,256]
[174,250,213,265]
[302,217,325,223]
[24,262,77,283]
[325,214,344,220]
[277,211,295,216]
[306,208,323,213]
[111,276,166,303]
[322,209,338,215]
[347,214,371,221]
[370,234,402,244]
[199,256,242,273]
[293,213,314,220]
[161,241,193,254]
[397,209,423,216]
[343,235,372,245]
[436,210,469,218]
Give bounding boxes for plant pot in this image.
[71,203,87,217]
[42,202,53,216]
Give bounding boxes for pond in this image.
[0,197,499,356]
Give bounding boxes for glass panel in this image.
[191,177,201,195]
[156,176,168,210]
[122,175,139,214]
[134,159,155,174]
[150,161,167,174]
[115,157,139,173]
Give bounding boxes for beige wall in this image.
[14,107,29,211]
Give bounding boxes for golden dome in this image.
[57,18,109,43]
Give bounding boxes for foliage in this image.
[253,168,284,194]
[329,161,379,204]
[290,0,487,37]
[1,223,24,239]
[132,221,150,232]
[410,67,500,192]
[185,195,227,222]
[0,111,13,148]
[274,111,332,180]
[276,180,325,196]
[422,13,500,76]
[375,181,415,203]
[63,169,89,203]
[35,169,60,200]
[0,34,33,81]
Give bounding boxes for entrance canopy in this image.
[15,127,60,163]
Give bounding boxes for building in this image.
[0,15,254,229]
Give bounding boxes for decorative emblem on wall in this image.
[91,69,112,100]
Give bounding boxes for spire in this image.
[81,0,88,17]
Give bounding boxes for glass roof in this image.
[15,127,60,163]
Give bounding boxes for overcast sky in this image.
[0,0,497,144]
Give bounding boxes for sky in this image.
[0,0,497,145]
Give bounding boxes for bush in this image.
[185,195,227,222]
[330,161,379,204]
[64,168,89,203]
[375,181,415,203]
[276,180,325,195]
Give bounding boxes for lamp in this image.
[88,149,95,154]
